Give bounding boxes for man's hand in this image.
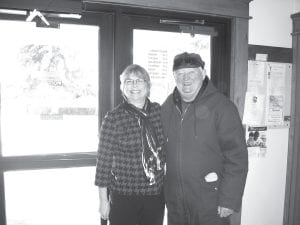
[218,206,234,217]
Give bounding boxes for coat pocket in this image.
[199,175,220,211]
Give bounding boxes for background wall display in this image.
[241,46,292,225]
[243,61,292,127]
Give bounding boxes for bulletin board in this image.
[241,45,292,225]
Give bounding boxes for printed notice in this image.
[243,92,266,126]
[247,61,267,94]
[246,126,267,158]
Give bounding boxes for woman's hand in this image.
[98,187,110,220]
[99,198,110,220]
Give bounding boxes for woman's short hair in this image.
[120,64,151,96]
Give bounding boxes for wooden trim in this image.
[248,45,292,63]
[0,173,6,225]
[291,12,300,19]
[97,12,115,120]
[0,0,83,14]
[0,153,97,171]
[84,0,251,19]
[211,20,232,97]
[286,12,300,225]
[114,11,133,106]
[230,17,249,118]
[229,16,249,225]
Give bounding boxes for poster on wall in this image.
[244,61,292,127]
[246,126,267,158]
[266,95,284,125]
[266,63,286,125]
[243,92,266,125]
[243,61,268,126]
[247,60,267,94]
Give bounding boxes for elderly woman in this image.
[95,64,165,225]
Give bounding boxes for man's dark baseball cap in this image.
[173,52,205,71]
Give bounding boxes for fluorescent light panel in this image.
[45,12,82,19]
[0,8,81,19]
[57,13,81,19]
[0,8,27,15]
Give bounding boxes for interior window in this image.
[4,167,99,225]
[0,20,99,156]
[133,29,211,104]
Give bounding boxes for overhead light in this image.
[43,12,81,19]
[57,13,82,19]
[0,8,81,20]
[0,8,27,15]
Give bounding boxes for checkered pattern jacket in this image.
[95,101,165,195]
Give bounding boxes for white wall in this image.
[241,128,289,225]
[249,0,293,48]
[293,0,300,13]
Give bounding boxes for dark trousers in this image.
[166,193,230,225]
[167,210,230,225]
[109,192,165,225]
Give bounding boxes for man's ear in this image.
[200,68,207,78]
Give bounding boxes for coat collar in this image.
[172,76,209,112]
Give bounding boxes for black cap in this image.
[173,52,205,71]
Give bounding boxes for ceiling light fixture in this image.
[0,8,27,15]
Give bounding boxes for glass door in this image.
[0,11,114,225]
[115,12,231,105]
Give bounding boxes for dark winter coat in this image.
[161,77,248,224]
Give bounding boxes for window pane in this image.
[4,167,99,225]
[133,29,210,104]
[0,20,99,156]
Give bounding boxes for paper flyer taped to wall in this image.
[246,125,267,158]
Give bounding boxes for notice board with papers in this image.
[241,45,292,225]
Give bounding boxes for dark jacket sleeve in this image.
[216,100,248,211]
[95,112,117,187]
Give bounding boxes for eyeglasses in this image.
[124,79,146,87]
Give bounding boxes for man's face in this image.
[173,67,204,102]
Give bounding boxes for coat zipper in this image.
[175,104,191,223]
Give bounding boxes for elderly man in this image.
[161,52,248,225]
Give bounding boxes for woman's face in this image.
[123,73,149,107]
